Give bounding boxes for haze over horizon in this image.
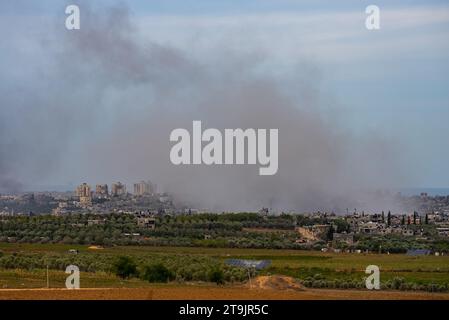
[1,1,448,212]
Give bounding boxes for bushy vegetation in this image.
[141,263,174,283]
[298,275,449,292]
[0,250,247,284]
[0,243,448,292]
[266,264,449,293]
[0,213,299,249]
[1,213,447,252]
[208,268,225,285]
[113,256,138,279]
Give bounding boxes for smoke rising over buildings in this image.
[0,3,411,212]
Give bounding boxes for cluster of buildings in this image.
[41,180,171,216]
[2,190,449,243]
[73,181,156,208]
[294,209,449,248]
[346,210,449,237]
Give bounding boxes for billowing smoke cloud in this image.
[0,2,408,212]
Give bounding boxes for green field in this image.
[0,243,448,291]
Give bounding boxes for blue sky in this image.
[1,0,449,191]
[5,0,449,14]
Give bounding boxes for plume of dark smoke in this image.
[0,3,408,212]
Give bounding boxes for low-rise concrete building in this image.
[137,217,156,229]
[333,232,354,246]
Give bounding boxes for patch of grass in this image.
[1,243,449,290]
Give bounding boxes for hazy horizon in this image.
[1,1,448,212]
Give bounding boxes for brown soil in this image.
[0,286,449,300]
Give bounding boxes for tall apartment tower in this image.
[95,184,109,196]
[111,182,126,196]
[76,183,91,197]
[134,180,154,196]
[76,183,92,207]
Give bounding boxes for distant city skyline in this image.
[19,184,449,198]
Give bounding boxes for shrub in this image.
[313,273,324,280]
[391,277,405,290]
[426,283,440,292]
[141,263,174,283]
[113,256,138,279]
[208,268,225,285]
